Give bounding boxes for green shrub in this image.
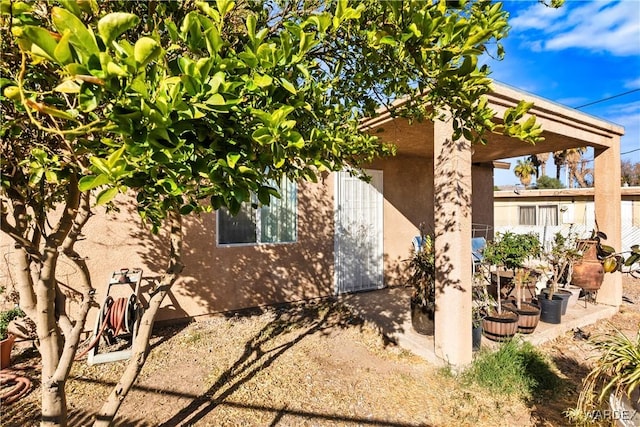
[0,306,25,341]
[463,339,561,398]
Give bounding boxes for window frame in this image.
[216,179,298,247]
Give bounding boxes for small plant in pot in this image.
[504,268,542,334]
[407,231,436,335]
[481,232,540,341]
[539,231,583,323]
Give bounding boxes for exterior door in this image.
[334,170,384,294]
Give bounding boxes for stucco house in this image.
[0,82,624,366]
[493,186,640,253]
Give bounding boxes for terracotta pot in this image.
[503,301,540,334]
[482,311,519,342]
[1,333,16,369]
[410,300,434,335]
[571,240,605,291]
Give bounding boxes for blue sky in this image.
[487,0,640,186]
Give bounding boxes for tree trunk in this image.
[94,210,184,427]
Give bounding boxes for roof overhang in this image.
[360,81,625,163]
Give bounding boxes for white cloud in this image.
[510,0,640,56]
[625,78,640,89]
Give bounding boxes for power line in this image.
[621,148,640,156]
[574,88,640,109]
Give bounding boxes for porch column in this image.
[594,143,622,306]
[433,118,473,366]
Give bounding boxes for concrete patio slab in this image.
[340,286,618,367]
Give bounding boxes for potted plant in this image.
[504,268,541,334]
[1,306,25,369]
[480,232,540,341]
[539,231,582,323]
[407,231,436,335]
[472,272,494,350]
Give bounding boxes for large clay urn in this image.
[571,240,604,291]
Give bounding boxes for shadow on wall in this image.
[125,180,336,321]
[433,136,472,298]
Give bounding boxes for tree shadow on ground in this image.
[527,353,591,426]
[155,300,425,427]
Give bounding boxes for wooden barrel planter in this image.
[482,311,519,342]
[571,240,605,291]
[503,302,540,334]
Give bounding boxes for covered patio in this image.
[341,285,618,366]
[360,81,624,367]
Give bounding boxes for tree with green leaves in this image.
[1,1,552,425]
[535,175,565,189]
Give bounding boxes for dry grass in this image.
[3,276,640,426]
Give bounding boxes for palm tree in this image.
[535,152,550,177]
[553,151,567,180]
[565,147,591,187]
[514,159,536,187]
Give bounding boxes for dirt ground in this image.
[3,276,640,427]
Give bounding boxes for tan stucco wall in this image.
[370,155,434,286]
[0,179,336,327]
[471,163,495,239]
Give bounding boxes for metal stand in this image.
[87,268,143,365]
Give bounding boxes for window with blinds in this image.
[217,178,297,245]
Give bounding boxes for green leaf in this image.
[204,27,223,56]
[252,127,273,145]
[22,26,58,62]
[215,0,235,16]
[246,14,256,43]
[226,152,241,168]
[257,186,272,205]
[180,204,195,215]
[53,30,73,64]
[134,37,161,67]
[54,80,81,93]
[78,174,110,191]
[279,78,297,94]
[254,74,272,88]
[96,187,118,205]
[90,156,111,175]
[106,61,128,77]
[98,13,139,45]
[286,131,304,148]
[52,7,99,55]
[107,145,126,168]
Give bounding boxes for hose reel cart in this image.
[87,268,143,365]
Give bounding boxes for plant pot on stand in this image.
[571,239,605,292]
